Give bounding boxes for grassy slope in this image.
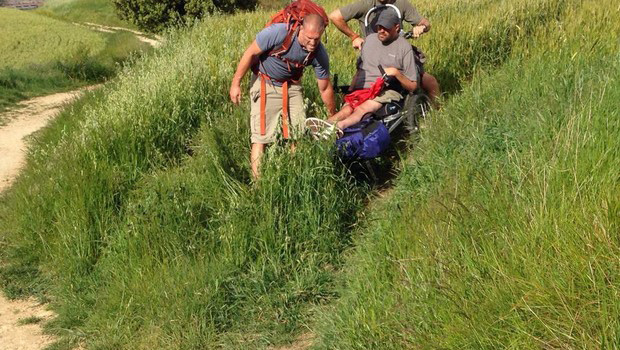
[313,0,620,348]
[0,7,150,116]
[0,0,617,349]
[0,8,105,68]
[36,0,135,28]
[0,7,104,116]
[0,16,364,348]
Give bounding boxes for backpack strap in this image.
[260,74,267,135]
[258,73,291,139]
[281,81,290,139]
[270,26,299,58]
[269,26,317,81]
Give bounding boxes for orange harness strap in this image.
[259,73,291,139]
[260,74,267,135]
[281,81,290,139]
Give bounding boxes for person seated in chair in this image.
[326,10,418,132]
[329,0,440,106]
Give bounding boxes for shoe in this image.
[318,123,343,140]
[305,118,341,140]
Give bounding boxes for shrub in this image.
[112,0,258,33]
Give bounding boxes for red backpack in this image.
[261,0,329,76]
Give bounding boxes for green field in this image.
[0,7,152,116]
[36,0,136,28]
[0,0,618,349]
[0,8,105,68]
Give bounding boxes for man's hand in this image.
[383,67,401,77]
[230,40,263,106]
[352,36,365,50]
[384,67,417,92]
[329,9,365,51]
[412,25,426,38]
[230,83,242,105]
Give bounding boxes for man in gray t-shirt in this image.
[329,0,440,106]
[327,10,418,131]
[349,31,418,91]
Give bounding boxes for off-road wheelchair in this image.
[304,64,429,182]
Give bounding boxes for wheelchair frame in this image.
[332,73,430,182]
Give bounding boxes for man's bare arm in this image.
[230,40,263,104]
[328,9,364,49]
[419,18,431,31]
[384,67,417,93]
[412,18,431,38]
[317,78,337,116]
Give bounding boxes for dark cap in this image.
[375,9,400,29]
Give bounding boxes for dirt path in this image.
[79,22,163,47]
[0,297,56,350]
[0,87,97,192]
[0,86,97,350]
[270,333,314,350]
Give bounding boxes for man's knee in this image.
[355,100,382,114]
[422,73,440,91]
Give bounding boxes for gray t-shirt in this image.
[340,0,423,37]
[350,33,418,90]
[256,23,330,85]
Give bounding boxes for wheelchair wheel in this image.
[403,92,430,133]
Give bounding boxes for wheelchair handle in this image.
[378,65,386,78]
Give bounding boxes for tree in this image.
[113,0,258,33]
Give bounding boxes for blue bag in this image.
[336,118,391,160]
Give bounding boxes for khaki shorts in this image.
[249,75,306,144]
[371,89,404,104]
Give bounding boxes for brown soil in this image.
[0,296,56,350]
[270,332,315,350]
[0,87,96,192]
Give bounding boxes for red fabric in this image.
[266,0,329,29]
[344,77,385,109]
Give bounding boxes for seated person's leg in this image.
[336,99,382,130]
[327,104,354,124]
[421,73,441,108]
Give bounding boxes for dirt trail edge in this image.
[0,297,56,350]
[0,86,98,350]
[78,22,163,47]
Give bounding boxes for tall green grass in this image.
[313,0,620,348]
[1,0,612,348]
